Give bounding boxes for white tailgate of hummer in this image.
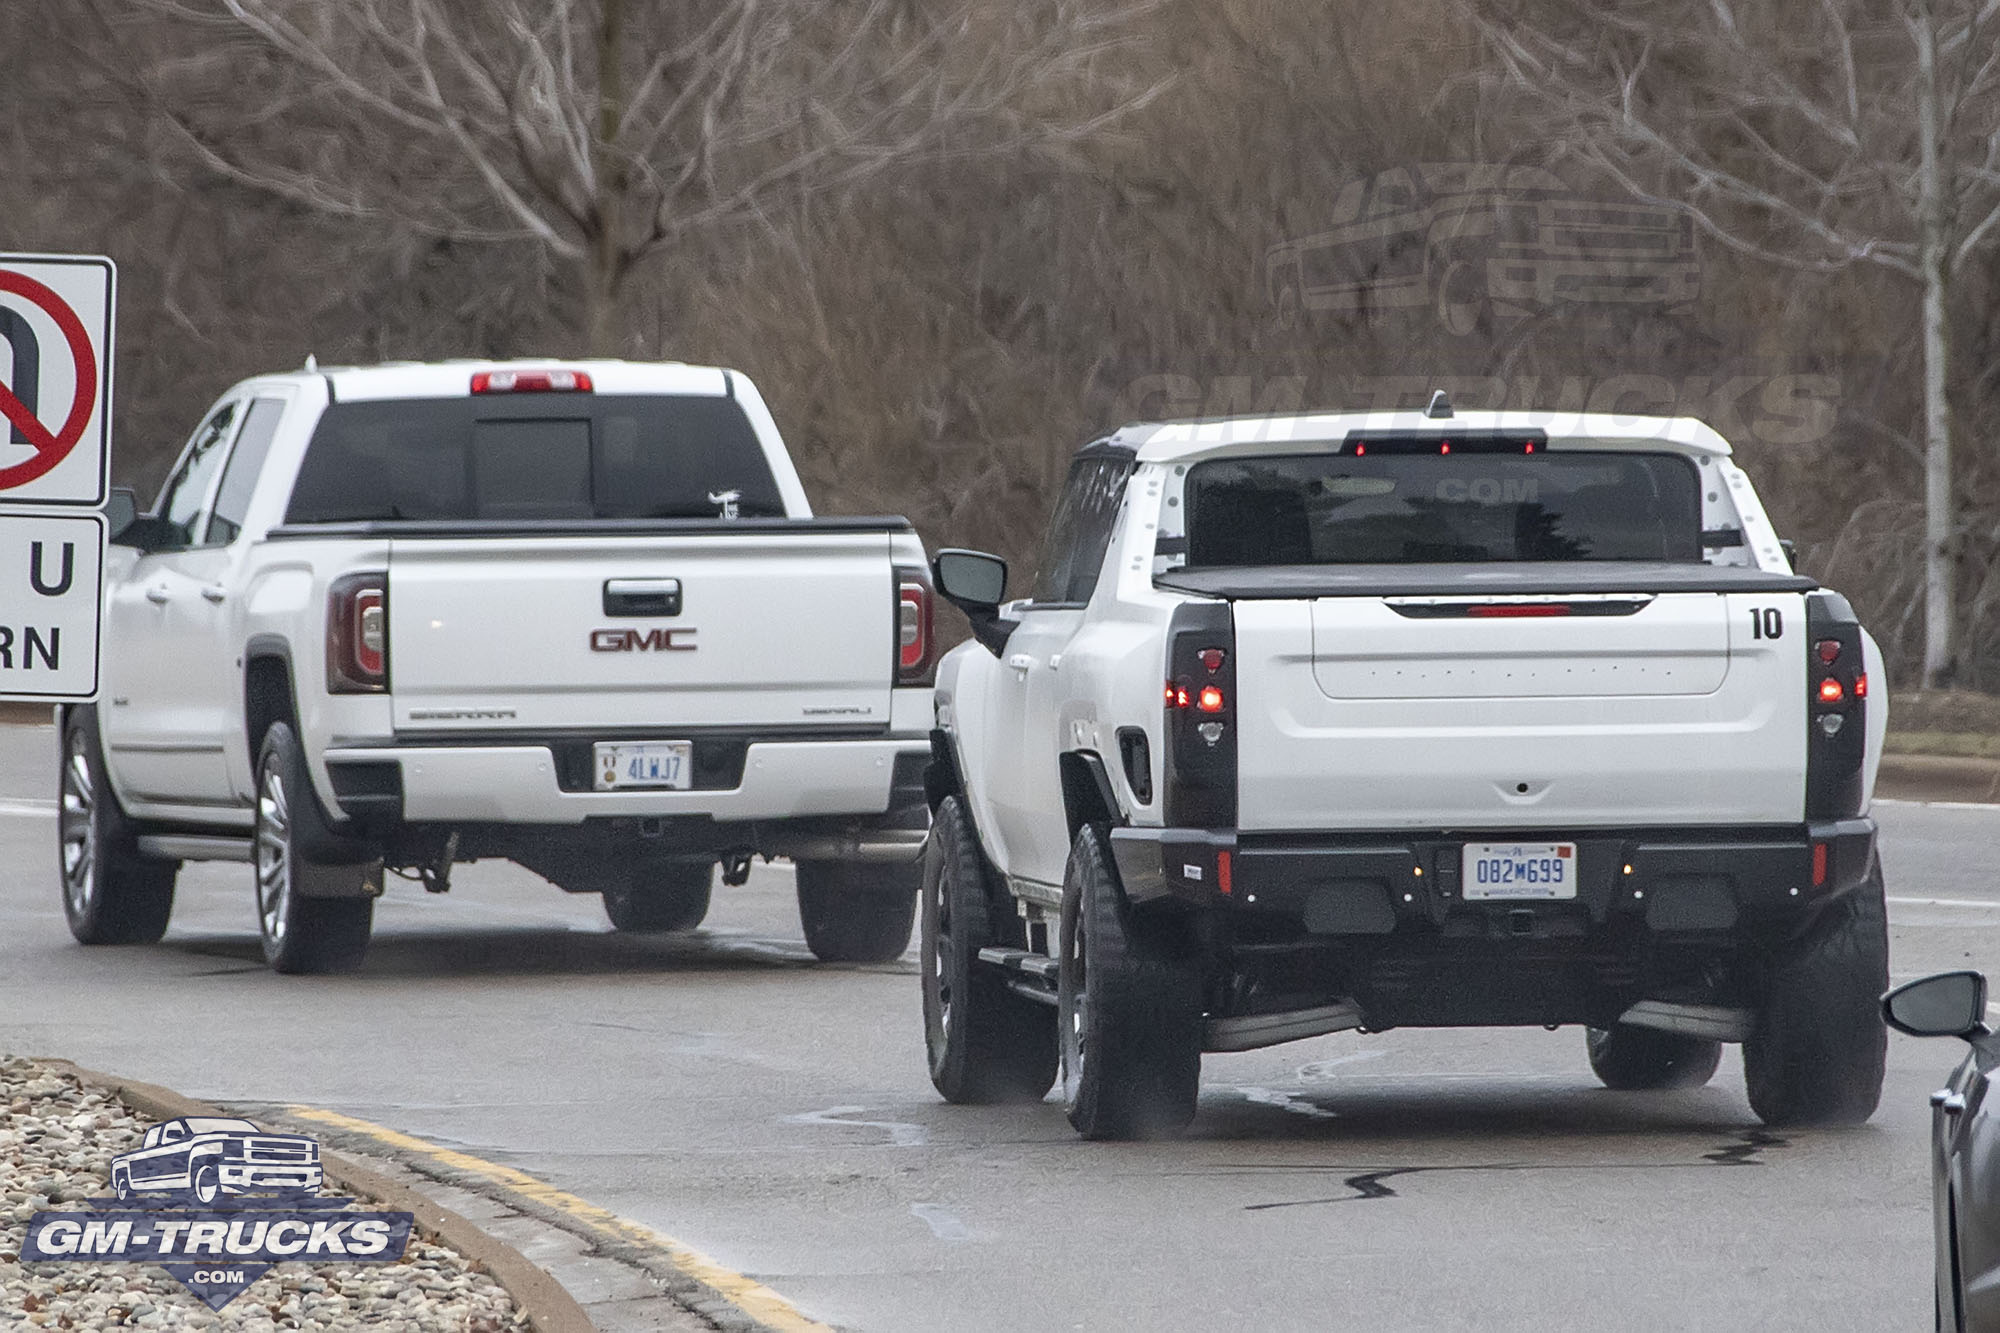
[387,533,896,732]
[1232,591,1808,831]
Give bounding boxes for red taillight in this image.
[1854,672,1868,698]
[1196,684,1226,713]
[1166,681,1192,709]
[1815,639,1841,664]
[327,572,388,693]
[1216,850,1233,896]
[1818,677,1845,704]
[895,567,934,686]
[1812,842,1828,887]
[1467,603,1571,618]
[471,368,592,394]
[1199,648,1226,672]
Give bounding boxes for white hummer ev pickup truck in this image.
[63,361,935,972]
[919,403,1889,1139]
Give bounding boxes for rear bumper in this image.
[1109,818,1876,935]
[320,737,931,827]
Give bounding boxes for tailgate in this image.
[386,531,897,731]
[1233,590,1809,831]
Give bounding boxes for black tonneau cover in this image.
[264,516,914,540]
[1156,561,1819,599]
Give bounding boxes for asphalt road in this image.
[3,716,1995,1331]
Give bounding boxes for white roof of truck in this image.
[1107,411,1735,464]
[239,359,735,402]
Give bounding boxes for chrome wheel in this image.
[60,728,98,921]
[256,755,292,948]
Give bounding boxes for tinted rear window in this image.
[285,395,785,523]
[1184,451,1701,566]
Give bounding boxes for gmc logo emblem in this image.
[590,627,698,653]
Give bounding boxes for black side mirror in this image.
[111,513,186,556]
[1883,971,1988,1039]
[105,487,139,542]
[1778,538,1798,569]
[933,548,1017,656]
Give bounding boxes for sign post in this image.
[0,254,115,702]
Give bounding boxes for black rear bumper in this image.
[1109,818,1876,938]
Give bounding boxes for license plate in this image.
[1462,842,1577,900]
[593,741,693,791]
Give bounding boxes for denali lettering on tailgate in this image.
[590,627,698,652]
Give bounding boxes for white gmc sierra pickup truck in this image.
[62,360,935,973]
[919,401,1890,1139]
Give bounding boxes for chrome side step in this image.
[1203,1003,1364,1054]
[1615,1000,1754,1043]
[136,835,254,864]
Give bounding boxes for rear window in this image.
[284,395,785,523]
[1184,450,1701,566]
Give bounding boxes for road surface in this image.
[2,718,1991,1331]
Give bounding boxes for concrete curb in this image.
[1877,754,2000,805]
[43,1060,597,1333]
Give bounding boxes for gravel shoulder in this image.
[0,1056,531,1330]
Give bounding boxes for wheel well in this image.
[1059,751,1121,840]
[245,655,297,770]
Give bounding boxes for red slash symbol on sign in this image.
[0,269,97,492]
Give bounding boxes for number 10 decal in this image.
[1749,607,1784,640]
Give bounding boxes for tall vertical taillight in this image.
[328,572,388,693]
[896,565,935,686]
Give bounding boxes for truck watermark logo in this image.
[708,488,742,519]
[20,1115,413,1311]
[1265,163,1699,335]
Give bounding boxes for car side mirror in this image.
[110,508,187,556]
[933,548,1017,656]
[1883,971,1988,1039]
[1778,538,1798,569]
[105,486,139,541]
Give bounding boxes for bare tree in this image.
[101,0,1165,356]
[1464,0,2000,686]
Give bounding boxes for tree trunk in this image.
[583,0,627,358]
[1914,4,1955,687]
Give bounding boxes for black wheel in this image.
[922,798,1057,1104]
[254,722,377,975]
[796,858,919,963]
[1743,858,1889,1126]
[1058,825,1203,1140]
[1585,1025,1723,1091]
[602,860,714,932]
[192,1164,220,1205]
[58,707,176,945]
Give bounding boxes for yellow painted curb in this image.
[284,1105,831,1333]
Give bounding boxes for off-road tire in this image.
[796,858,919,963]
[922,797,1058,1104]
[58,707,177,945]
[1058,825,1203,1140]
[603,861,714,932]
[254,722,377,975]
[1742,858,1889,1127]
[1585,1025,1723,1091]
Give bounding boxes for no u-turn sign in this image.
[0,254,113,506]
[0,253,113,702]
